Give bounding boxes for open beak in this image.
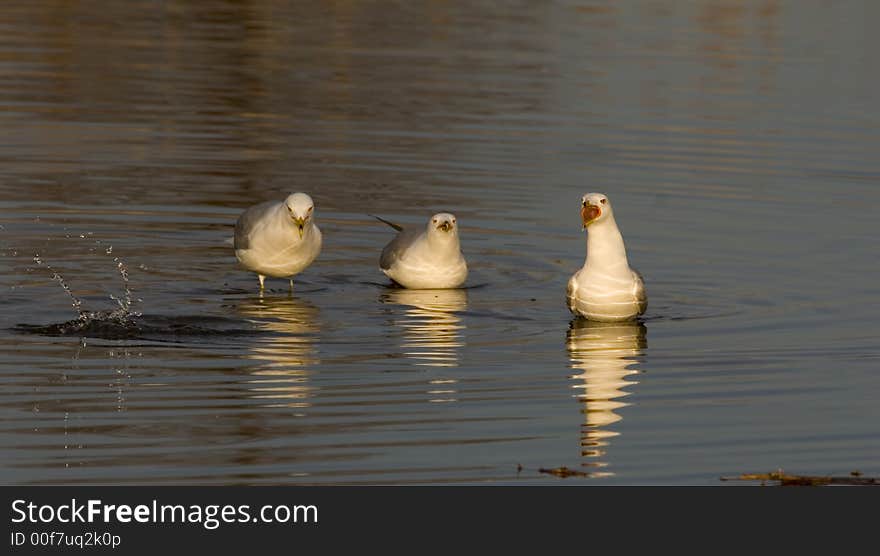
[437,221,452,232]
[581,203,601,229]
[294,217,306,238]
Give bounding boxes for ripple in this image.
[14,313,262,341]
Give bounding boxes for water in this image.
[1,1,878,485]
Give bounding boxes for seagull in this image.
[374,213,468,289]
[234,192,322,290]
[567,193,647,321]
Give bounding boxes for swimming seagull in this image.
[234,192,322,290]
[567,193,647,321]
[374,213,468,289]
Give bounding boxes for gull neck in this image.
[427,229,459,252]
[584,215,629,270]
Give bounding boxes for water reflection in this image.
[566,319,646,476]
[381,288,467,403]
[235,296,320,410]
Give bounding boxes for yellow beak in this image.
[294,217,305,238]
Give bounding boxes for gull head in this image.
[581,192,612,229]
[285,193,315,238]
[428,213,458,236]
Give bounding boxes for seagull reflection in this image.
[235,295,320,410]
[380,288,467,403]
[566,319,646,476]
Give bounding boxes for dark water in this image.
[1,1,878,484]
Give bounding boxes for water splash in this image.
[109,256,138,315]
[31,250,142,335]
[33,254,85,318]
[21,237,254,340]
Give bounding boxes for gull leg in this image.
[289,278,294,290]
[258,274,265,290]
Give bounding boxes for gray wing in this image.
[632,268,648,315]
[370,214,404,232]
[379,228,420,271]
[234,200,278,250]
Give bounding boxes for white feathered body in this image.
[380,221,467,289]
[234,202,322,278]
[567,212,646,322]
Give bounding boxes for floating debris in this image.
[539,466,592,478]
[720,470,880,486]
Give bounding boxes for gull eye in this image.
[600,198,607,205]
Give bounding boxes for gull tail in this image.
[369,214,404,232]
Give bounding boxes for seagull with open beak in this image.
[567,193,647,321]
[233,192,322,290]
[374,212,468,289]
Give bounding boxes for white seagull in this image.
[567,193,647,321]
[234,192,322,290]
[375,213,468,289]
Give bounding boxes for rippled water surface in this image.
[1,1,878,485]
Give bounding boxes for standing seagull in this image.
[234,192,322,290]
[375,213,468,289]
[567,193,647,321]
